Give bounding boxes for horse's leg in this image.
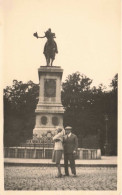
[47,59,49,66]
[51,59,54,66]
[45,56,48,66]
[49,58,51,66]
[46,57,49,66]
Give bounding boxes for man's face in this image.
[65,129,71,135]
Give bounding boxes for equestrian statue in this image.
[33,28,58,66]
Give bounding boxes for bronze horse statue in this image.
[33,29,58,66]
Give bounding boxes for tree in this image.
[108,74,118,155]
[4,80,39,146]
[62,72,95,147]
[61,72,118,155]
[4,73,117,155]
[110,74,118,92]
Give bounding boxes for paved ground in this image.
[4,166,117,190]
[4,156,117,166]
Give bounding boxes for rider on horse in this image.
[33,29,58,66]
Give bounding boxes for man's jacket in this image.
[63,133,78,154]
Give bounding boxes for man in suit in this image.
[63,126,78,177]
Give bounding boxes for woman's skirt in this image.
[52,150,63,163]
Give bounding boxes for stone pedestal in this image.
[33,66,64,137]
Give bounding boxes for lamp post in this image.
[104,114,109,156]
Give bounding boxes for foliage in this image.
[110,74,118,92]
[4,73,117,155]
[4,80,39,146]
[61,72,117,155]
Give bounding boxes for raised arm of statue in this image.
[33,32,45,39]
[37,35,46,39]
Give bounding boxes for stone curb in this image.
[4,162,117,167]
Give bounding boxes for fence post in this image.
[33,148,36,159]
[24,148,27,158]
[8,148,10,158]
[97,149,101,159]
[15,148,18,158]
[79,149,83,159]
[88,150,91,159]
[94,150,97,159]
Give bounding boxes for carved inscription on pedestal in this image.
[44,79,56,97]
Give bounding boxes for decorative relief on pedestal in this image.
[41,116,47,125]
[52,116,59,126]
[44,79,56,97]
[25,131,54,146]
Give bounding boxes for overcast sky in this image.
[1,0,121,89]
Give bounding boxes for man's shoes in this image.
[55,174,63,178]
[63,174,69,176]
[73,174,77,177]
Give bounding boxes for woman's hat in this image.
[56,126,63,133]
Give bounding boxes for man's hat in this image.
[65,126,72,130]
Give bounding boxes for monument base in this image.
[33,65,64,138]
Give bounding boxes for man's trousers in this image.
[64,153,76,175]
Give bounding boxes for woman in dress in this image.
[52,126,65,178]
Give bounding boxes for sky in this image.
[1,0,121,89]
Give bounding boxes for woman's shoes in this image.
[55,174,62,178]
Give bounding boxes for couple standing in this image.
[52,126,78,178]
